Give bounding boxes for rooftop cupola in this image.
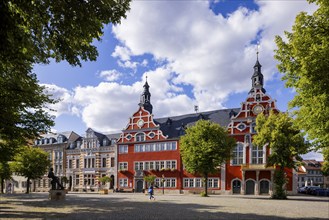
[139,77,153,113]
[249,51,266,94]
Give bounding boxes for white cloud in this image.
[112,46,132,61]
[99,69,122,81]
[42,84,78,117]
[49,0,319,136]
[112,0,317,112]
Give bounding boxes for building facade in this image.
[297,160,325,188]
[33,129,118,192]
[116,58,296,195]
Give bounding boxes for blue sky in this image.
[34,0,321,160]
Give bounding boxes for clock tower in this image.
[226,54,280,195]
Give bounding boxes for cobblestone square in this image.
[1,192,328,219]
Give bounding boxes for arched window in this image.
[135,133,145,142]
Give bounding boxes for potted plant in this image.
[99,176,112,194]
[61,176,69,193]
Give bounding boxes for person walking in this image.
[148,184,155,200]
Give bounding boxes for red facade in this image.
[116,58,296,195]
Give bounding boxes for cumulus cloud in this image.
[99,69,122,81]
[47,1,318,133]
[112,0,317,111]
[42,84,77,117]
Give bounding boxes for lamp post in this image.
[161,174,165,195]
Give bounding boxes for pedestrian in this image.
[148,184,155,200]
[6,183,12,194]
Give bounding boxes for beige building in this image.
[297,160,325,188]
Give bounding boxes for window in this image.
[251,123,256,133]
[208,178,219,188]
[103,139,108,146]
[119,162,128,170]
[251,145,263,164]
[75,175,80,185]
[68,160,73,169]
[119,179,128,187]
[76,159,79,168]
[232,143,244,165]
[135,133,145,142]
[134,162,144,171]
[102,158,107,167]
[155,178,176,188]
[134,141,177,153]
[110,157,115,167]
[119,145,128,154]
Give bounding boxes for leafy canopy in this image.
[0,0,131,162]
[253,111,308,199]
[11,146,51,193]
[0,0,131,67]
[274,0,329,169]
[180,120,236,196]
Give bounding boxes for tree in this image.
[143,175,156,186]
[11,146,51,194]
[0,0,131,67]
[0,162,12,194]
[0,0,131,161]
[179,120,236,197]
[274,0,329,172]
[99,176,112,189]
[253,111,308,199]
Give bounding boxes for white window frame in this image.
[119,145,128,154]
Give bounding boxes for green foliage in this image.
[143,175,156,185]
[99,176,112,184]
[11,146,51,193]
[180,120,236,196]
[253,111,308,199]
[0,0,131,67]
[200,191,208,197]
[274,0,329,172]
[0,0,131,163]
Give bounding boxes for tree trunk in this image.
[0,178,4,194]
[204,173,208,197]
[26,177,30,194]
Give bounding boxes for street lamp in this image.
[161,174,165,195]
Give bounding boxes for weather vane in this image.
[256,43,260,60]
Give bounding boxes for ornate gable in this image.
[118,106,167,143]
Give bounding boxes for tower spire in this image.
[249,45,266,94]
[139,76,153,113]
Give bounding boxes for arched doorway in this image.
[259,180,269,194]
[136,180,143,192]
[232,179,241,194]
[246,180,255,195]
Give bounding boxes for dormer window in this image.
[135,133,145,142]
[57,135,63,143]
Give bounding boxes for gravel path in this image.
[0,192,328,219]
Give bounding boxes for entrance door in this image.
[260,180,269,194]
[232,180,241,194]
[246,180,255,195]
[136,180,143,192]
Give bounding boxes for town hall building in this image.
[116,57,297,195]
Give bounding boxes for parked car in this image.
[313,188,329,196]
[298,186,309,193]
[306,186,321,195]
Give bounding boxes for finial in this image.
[256,43,260,61]
[146,74,148,82]
[194,105,198,113]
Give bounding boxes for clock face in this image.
[253,104,264,115]
[137,119,144,127]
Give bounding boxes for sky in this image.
[34,0,322,160]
